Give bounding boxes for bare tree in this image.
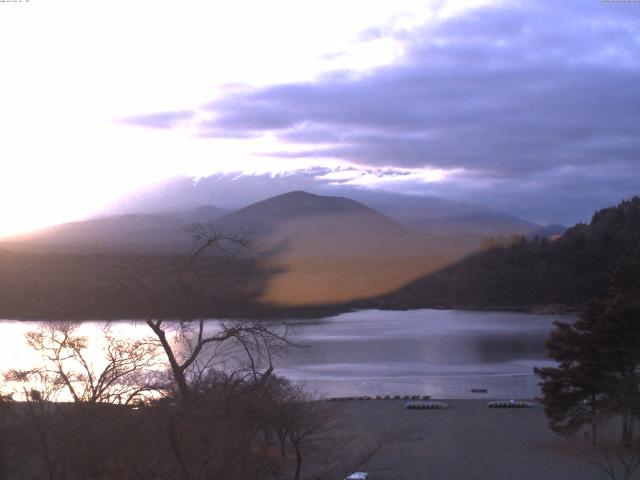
[131,224,293,404]
[283,395,340,480]
[111,224,296,480]
[588,438,640,480]
[262,378,301,459]
[147,317,292,405]
[267,390,396,480]
[5,322,162,404]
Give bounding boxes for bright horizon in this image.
[1,0,639,236]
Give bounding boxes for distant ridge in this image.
[2,205,224,254]
[343,190,542,236]
[102,172,549,238]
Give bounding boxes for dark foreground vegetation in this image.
[380,197,640,311]
[0,230,387,480]
[533,241,640,479]
[0,250,280,320]
[0,249,347,320]
[0,372,383,480]
[0,315,383,480]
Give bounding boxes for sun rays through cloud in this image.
[1,0,639,235]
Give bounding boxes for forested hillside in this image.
[378,197,640,310]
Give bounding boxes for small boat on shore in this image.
[487,400,534,408]
[405,401,449,410]
[471,388,488,393]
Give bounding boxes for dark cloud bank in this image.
[125,0,640,225]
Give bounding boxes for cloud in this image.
[120,0,640,224]
[121,110,194,129]
[199,2,638,171]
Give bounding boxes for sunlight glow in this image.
[0,321,160,401]
[0,0,492,236]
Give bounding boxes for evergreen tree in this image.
[534,301,610,445]
[596,247,640,446]
[535,245,640,446]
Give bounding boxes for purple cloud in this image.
[120,110,194,129]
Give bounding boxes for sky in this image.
[1,0,639,236]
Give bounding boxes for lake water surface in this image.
[276,309,574,399]
[0,309,574,399]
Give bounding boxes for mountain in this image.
[340,190,542,237]
[5,214,190,253]
[212,191,478,305]
[3,205,225,254]
[376,197,640,311]
[100,173,324,214]
[102,172,548,238]
[216,190,407,244]
[0,187,561,309]
[1,192,632,319]
[1,191,480,308]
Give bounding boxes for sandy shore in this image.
[335,399,599,480]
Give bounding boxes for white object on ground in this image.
[345,472,369,480]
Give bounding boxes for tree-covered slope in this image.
[378,197,640,310]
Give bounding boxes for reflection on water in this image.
[0,309,574,400]
[274,309,574,399]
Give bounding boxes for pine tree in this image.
[535,245,640,446]
[534,301,610,445]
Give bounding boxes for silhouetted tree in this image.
[536,244,640,447]
[594,249,640,447]
[120,224,295,480]
[534,301,611,444]
[282,393,339,480]
[5,322,162,404]
[2,323,167,480]
[587,429,640,480]
[119,224,293,404]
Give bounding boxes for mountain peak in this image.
[275,190,317,199]
[226,190,380,220]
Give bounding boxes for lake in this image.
[276,309,573,399]
[0,309,573,399]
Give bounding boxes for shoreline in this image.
[0,303,579,322]
[325,395,539,402]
